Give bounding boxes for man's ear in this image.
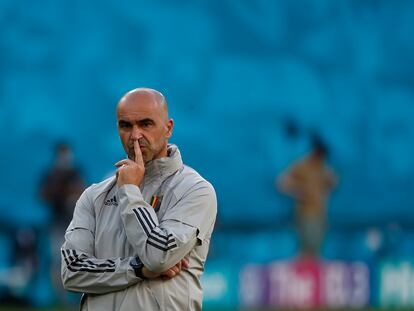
[165,119,174,138]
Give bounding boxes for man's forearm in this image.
[61,247,141,294]
[119,184,199,273]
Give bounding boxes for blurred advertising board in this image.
[240,259,370,309]
[202,260,240,308]
[239,264,268,308]
[323,261,370,308]
[204,258,414,309]
[378,260,414,307]
[266,260,321,308]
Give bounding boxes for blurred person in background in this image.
[39,141,85,302]
[40,142,86,227]
[277,133,337,259]
[61,88,217,310]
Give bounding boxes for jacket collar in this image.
[143,144,183,184]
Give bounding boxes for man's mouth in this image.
[129,145,146,150]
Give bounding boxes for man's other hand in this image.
[142,258,189,280]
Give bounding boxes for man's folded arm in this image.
[119,181,217,273]
[61,187,141,294]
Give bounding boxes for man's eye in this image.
[119,122,131,129]
[141,121,152,128]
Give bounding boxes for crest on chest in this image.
[149,195,163,212]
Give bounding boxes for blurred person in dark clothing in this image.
[40,142,85,227]
[39,141,85,303]
[277,133,337,259]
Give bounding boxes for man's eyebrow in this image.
[118,119,131,124]
[138,118,155,124]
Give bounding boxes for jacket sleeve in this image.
[118,181,217,273]
[61,186,141,294]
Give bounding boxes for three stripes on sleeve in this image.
[62,249,116,273]
[132,207,177,252]
[63,202,178,274]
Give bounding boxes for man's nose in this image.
[131,126,142,140]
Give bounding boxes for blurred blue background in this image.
[1,0,414,309]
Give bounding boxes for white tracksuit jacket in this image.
[61,145,217,310]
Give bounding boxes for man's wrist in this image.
[130,257,147,279]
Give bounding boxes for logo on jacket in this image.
[150,195,162,212]
[104,195,118,206]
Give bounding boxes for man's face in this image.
[116,93,173,163]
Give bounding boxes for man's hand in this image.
[142,258,189,280]
[116,140,145,187]
[160,257,190,280]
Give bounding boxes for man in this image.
[277,134,337,258]
[61,88,217,310]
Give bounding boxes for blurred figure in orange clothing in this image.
[277,133,337,259]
